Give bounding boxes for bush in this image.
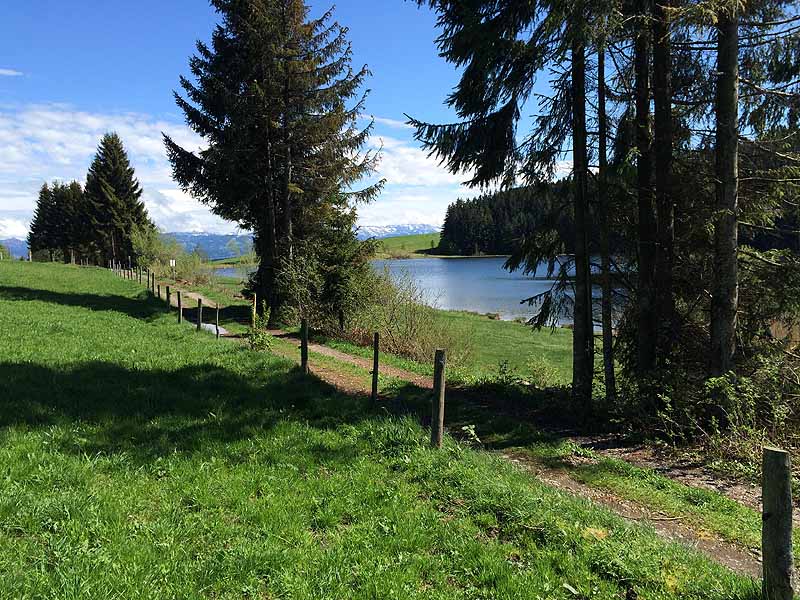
[132,226,215,284]
[342,269,474,368]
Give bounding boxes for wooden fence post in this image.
[301,319,309,374]
[371,332,380,403]
[166,286,171,307]
[431,349,447,448]
[197,298,203,332]
[216,303,220,339]
[157,284,160,299]
[177,291,183,323]
[252,293,257,327]
[763,446,795,600]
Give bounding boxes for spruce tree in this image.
[28,183,56,260]
[84,133,151,265]
[165,0,381,325]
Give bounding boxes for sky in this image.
[0,0,487,238]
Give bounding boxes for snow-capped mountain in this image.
[1,226,442,262]
[355,224,440,240]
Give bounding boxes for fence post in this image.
[166,286,171,307]
[431,349,447,448]
[301,319,309,374]
[177,291,183,324]
[763,446,795,600]
[216,303,220,339]
[197,298,203,332]
[157,284,160,299]
[371,332,380,404]
[252,293,257,327]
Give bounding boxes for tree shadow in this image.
[0,285,164,321]
[0,359,370,467]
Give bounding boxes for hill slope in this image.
[0,261,754,598]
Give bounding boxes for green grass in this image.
[0,261,759,598]
[311,310,573,385]
[521,438,800,561]
[374,233,441,259]
[157,273,573,384]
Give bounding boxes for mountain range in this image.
[0,224,440,261]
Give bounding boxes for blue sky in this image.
[0,1,484,237]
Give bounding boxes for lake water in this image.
[372,257,565,321]
[216,257,568,321]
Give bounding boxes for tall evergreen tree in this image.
[84,133,151,265]
[165,0,381,325]
[28,183,57,260]
[409,0,600,406]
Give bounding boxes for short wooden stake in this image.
[300,319,309,374]
[177,291,183,324]
[763,446,795,600]
[215,303,220,339]
[157,284,160,299]
[431,349,447,448]
[371,332,380,403]
[196,298,203,332]
[166,286,171,307]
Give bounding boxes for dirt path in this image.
[156,282,763,578]
[266,330,433,389]
[500,450,762,578]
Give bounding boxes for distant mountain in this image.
[165,232,253,260]
[356,224,440,240]
[0,227,441,262]
[0,238,28,259]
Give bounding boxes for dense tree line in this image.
[166,0,381,327]
[438,182,634,257]
[412,0,800,436]
[27,133,153,265]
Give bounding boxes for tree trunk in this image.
[571,26,594,410]
[711,7,739,376]
[635,0,657,375]
[653,0,675,364]
[597,41,616,403]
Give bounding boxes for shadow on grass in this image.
[0,285,164,321]
[0,358,371,466]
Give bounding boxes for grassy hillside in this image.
[375,233,441,258]
[0,262,758,598]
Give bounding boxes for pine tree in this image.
[84,133,151,265]
[165,0,381,325]
[28,183,56,260]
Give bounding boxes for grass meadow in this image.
[0,261,759,599]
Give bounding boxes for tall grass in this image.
[342,270,474,368]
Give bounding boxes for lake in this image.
[216,256,569,322]
[372,257,567,321]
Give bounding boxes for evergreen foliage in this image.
[28,181,87,262]
[165,0,382,325]
[84,133,152,264]
[415,0,800,441]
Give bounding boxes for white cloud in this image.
[0,103,474,236]
[0,102,238,235]
[0,69,23,77]
[0,218,28,238]
[370,135,467,187]
[359,114,414,130]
